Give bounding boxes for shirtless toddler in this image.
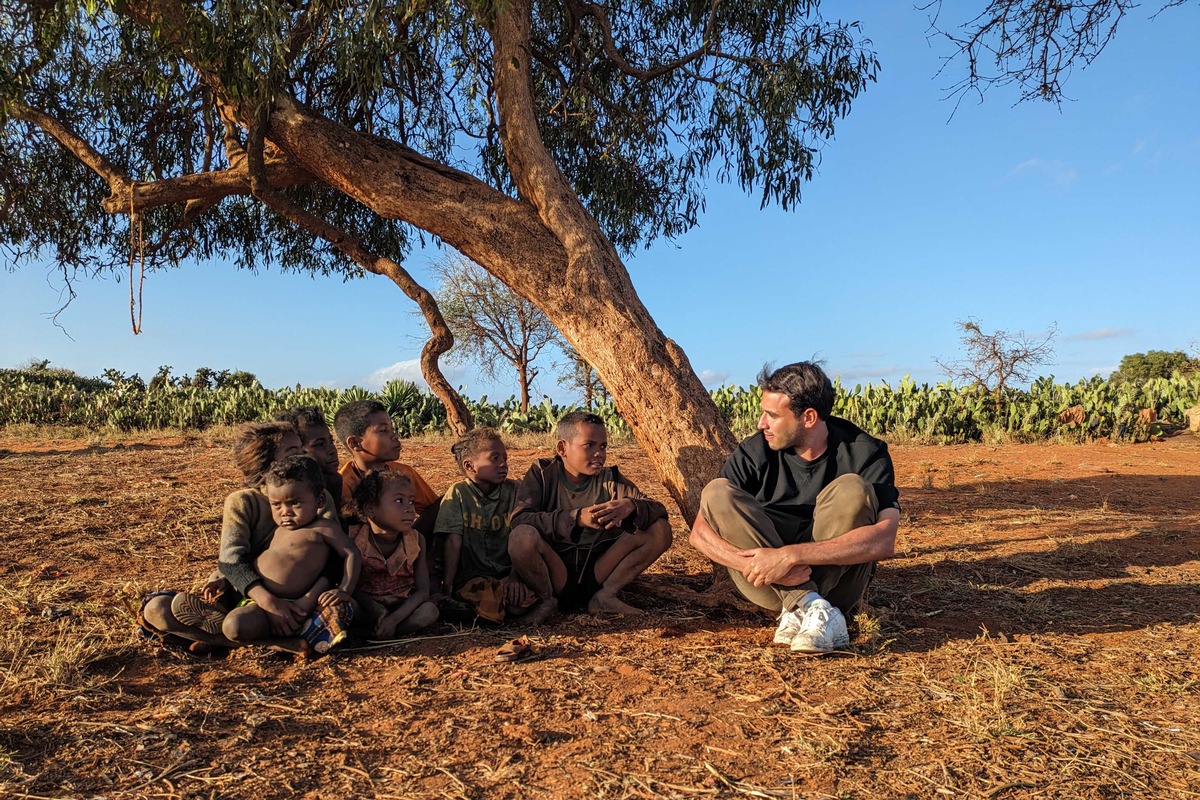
[221,456,361,650]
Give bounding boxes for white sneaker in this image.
[773,606,805,645]
[789,597,849,654]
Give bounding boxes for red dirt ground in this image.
[1,432,1198,799]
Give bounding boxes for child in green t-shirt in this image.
[434,428,539,623]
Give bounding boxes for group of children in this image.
[139,401,673,658]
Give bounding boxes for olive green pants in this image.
[699,474,878,614]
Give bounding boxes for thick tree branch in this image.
[115,0,564,291]
[10,102,132,196]
[101,160,312,214]
[244,119,472,436]
[491,0,618,291]
[9,100,310,216]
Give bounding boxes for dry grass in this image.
[0,576,133,701]
[1,433,1199,798]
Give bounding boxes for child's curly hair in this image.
[449,427,504,473]
[262,455,325,498]
[348,469,414,519]
[232,421,297,487]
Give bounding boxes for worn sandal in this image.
[170,592,227,635]
[494,636,534,663]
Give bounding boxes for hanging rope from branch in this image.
[128,183,145,335]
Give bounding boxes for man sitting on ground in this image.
[689,361,900,654]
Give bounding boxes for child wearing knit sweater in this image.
[217,455,361,652]
[142,421,344,654]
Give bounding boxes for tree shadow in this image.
[0,441,199,460]
[873,578,1200,654]
[901,473,1196,519]
[870,476,1200,652]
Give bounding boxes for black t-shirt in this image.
[719,417,901,545]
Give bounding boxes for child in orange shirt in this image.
[333,400,440,529]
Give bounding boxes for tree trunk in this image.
[262,111,732,525]
[120,0,737,524]
[486,0,737,519]
[518,362,531,415]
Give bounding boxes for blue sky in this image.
[4,2,1198,400]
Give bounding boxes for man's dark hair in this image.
[333,399,388,445]
[274,405,329,432]
[555,410,605,443]
[262,455,326,498]
[757,361,834,420]
[450,427,505,471]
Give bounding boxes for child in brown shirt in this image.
[509,411,672,620]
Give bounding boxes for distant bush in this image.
[1110,351,1200,384]
[2,360,111,393]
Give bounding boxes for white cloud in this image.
[365,360,425,389]
[365,359,468,390]
[698,369,731,387]
[1007,158,1078,189]
[1068,327,1135,342]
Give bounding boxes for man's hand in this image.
[581,498,635,530]
[734,547,811,588]
[248,587,307,636]
[199,577,231,604]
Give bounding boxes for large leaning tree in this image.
[1,0,1177,520]
[1,0,879,521]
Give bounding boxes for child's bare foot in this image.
[186,640,225,656]
[524,598,558,626]
[587,592,642,616]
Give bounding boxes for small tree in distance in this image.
[557,344,610,408]
[935,318,1058,410]
[433,256,563,414]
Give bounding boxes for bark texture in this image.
[263,75,734,523]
